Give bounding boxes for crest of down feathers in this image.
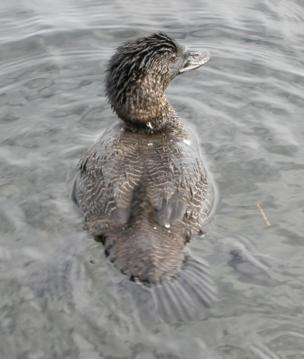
[105,33,179,108]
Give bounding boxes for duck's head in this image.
[106,32,209,128]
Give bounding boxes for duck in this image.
[72,32,214,285]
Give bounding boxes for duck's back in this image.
[73,120,212,282]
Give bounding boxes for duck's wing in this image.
[73,125,143,235]
[146,137,210,234]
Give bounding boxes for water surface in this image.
[1,0,304,358]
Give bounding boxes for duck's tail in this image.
[101,221,217,323]
[116,252,217,324]
[151,254,217,322]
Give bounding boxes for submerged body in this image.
[73,33,213,284]
[73,115,212,283]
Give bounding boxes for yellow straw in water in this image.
[256,202,271,226]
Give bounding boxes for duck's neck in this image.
[120,96,179,134]
[110,67,180,133]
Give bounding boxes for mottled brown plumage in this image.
[73,33,213,284]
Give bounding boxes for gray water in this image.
[1,0,304,358]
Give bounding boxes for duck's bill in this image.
[179,50,210,73]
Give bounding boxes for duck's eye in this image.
[170,54,177,62]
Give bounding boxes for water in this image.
[0,0,304,358]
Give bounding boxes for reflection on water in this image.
[0,0,304,358]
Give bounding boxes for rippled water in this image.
[1,0,304,358]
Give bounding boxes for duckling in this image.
[72,33,214,285]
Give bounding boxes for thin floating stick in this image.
[256,202,271,227]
